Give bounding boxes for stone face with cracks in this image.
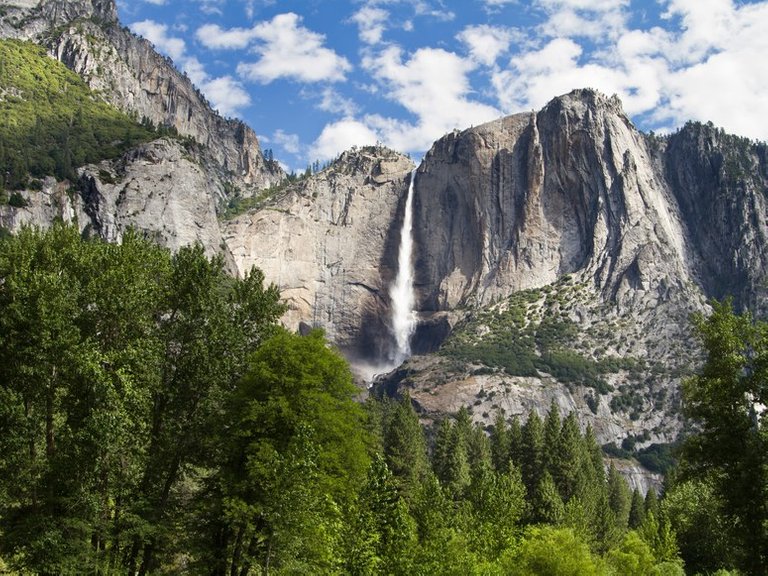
[224,148,415,362]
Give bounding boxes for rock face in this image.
[0,0,282,190]
[414,90,693,313]
[224,147,415,365]
[371,89,768,448]
[78,138,231,260]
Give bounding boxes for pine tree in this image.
[543,401,562,474]
[607,463,632,532]
[629,488,646,529]
[508,415,523,466]
[552,412,584,503]
[645,487,659,518]
[531,471,565,525]
[520,412,545,497]
[383,394,429,501]
[490,412,511,472]
[432,417,470,496]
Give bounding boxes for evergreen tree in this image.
[466,424,492,475]
[543,401,562,474]
[508,415,523,466]
[680,300,768,574]
[607,463,632,532]
[531,471,565,525]
[628,488,646,529]
[432,416,470,497]
[490,412,511,472]
[520,412,544,497]
[552,412,584,503]
[645,487,660,518]
[346,455,416,576]
[383,394,429,501]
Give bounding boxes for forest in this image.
[0,225,766,575]
[0,39,167,192]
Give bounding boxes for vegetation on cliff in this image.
[0,39,163,192]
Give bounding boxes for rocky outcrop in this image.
[78,138,232,261]
[413,90,695,315]
[224,147,414,365]
[0,138,235,264]
[664,123,768,314]
[371,90,768,449]
[0,0,283,191]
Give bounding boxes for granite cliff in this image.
[374,90,768,465]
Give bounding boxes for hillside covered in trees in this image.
[0,226,765,575]
[0,39,169,193]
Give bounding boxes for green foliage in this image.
[0,227,706,573]
[0,224,286,574]
[439,284,635,391]
[0,40,161,188]
[679,300,768,574]
[662,477,737,574]
[500,526,605,576]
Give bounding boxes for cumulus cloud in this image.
[457,24,517,66]
[272,129,302,155]
[196,23,257,50]
[200,13,352,84]
[130,19,251,117]
[488,0,768,141]
[309,118,379,161]
[309,44,500,160]
[316,87,359,116]
[132,20,186,61]
[350,6,389,45]
[364,46,500,150]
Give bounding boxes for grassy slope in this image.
[0,39,158,190]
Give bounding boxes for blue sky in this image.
[117,0,768,173]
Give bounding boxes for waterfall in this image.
[390,169,417,365]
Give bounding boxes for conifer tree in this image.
[645,487,660,518]
[384,394,429,501]
[553,412,584,502]
[520,412,545,497]
[543,401,562,474]
[629,489,646,529]
[607,463,632,532]
[490,412,511,472]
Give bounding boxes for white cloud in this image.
[536,0,629,40]
[457,24,516,66]
[310,118,379,161]
[130,19,251,117]
[487,0,768,142]
[194,0,224,16]
[142,0,167,5]
[350,6,389,45]
[234,13,352,84]
[654,1,768,139]
[412,1,455,21]
[314,45,500,156]
[273,129,302,155]
[196,24,257,50]
[199,76,252,117]
[316,87,359,116]
[132,20,186,61]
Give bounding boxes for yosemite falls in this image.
[389,169,417,365]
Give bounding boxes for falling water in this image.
[390,169,417,365]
